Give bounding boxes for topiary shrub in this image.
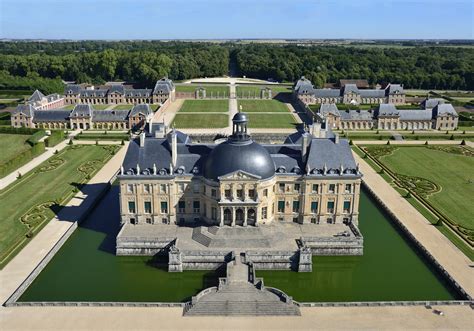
[424,141,429,145]
[121,140,125,146]
[68,139,73,145]
[386,140,390,145]
[95,140,99,145]
[449,134,454,140]
[460,139,466,145]
[349,140,353,145]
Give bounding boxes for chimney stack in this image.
[301,133,310,162]
[171,129,177,168]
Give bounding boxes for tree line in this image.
[0,41,472,91]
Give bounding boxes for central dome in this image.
[203,112,275,181]
[203,140,275,180]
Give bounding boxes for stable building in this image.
[294,77,406,105]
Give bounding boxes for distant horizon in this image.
[1,38,473,42]
[1,0,472,40]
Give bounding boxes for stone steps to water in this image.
[185,300,300,316]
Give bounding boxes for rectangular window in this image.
[144,201,152,214]
[160,201,168,214]
[237,189,243,199]
[279,183,285,193]
[160,184,167,193]
[193,200,200,213]
[127,184,134,193]
[211,189,217,198]
[193,183,200,193]
[211,207,217,220]
[292,200,300,213]
[128,201,136,214]
[262,207,267,219]
[343,201,351,213]
[225,189,232,199]
[248,189,255,198]
[311,201,318,214]
[294,184,300,192]
[278,200,285,213]
[312,184,319,193]
[328,184,336,193]
[263,189,268,197]
[327,201,335,213]
[178,201,186,213]
[143,184,150,194]
[345,184,352,193]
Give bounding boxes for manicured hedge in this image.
[74,134,129,141]
[0,126,42,135]
[45,130,65,147]
[27,130,47,145]
[0,142,45,178]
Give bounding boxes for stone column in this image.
[219,207,224,226]
[243,207,248,227]
[232,207,236,227]
[168,245,183,272]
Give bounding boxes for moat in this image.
[19,186,461,303]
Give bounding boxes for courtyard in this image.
[238,99,290,113]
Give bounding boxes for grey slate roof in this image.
[153,78,175,95]
[342,84,359,94]
[92,109,129,122]
[319,104,341,116]
[294,77,314,94]
[125,89,152,97]
[359,89,386,98]
[433,104,458,117]
[120,128,360,179]
[64,84,82,95]
[130,104,152,117]
[13,104,35,117]
[339,110,373,121]
[71,104,93,117]
[387,84,404,95]
[422,98,445,109]
[108,85,125,94]
[80,89,108,98]
[376,104,399,116]
[398,109,432,121]
[29,90,45,102]
[33,110,71,122]
[313,89,341,98]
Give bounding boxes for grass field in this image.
[179,100,228,113]
[0,145,119,268]
[375,146,474,230]
[0,134,33,163]
[238,100,290,113]
[175,85,229,96]
[236,85,292,97]
[172,114,228,128]
[247,113,297,128]
[92,105,111,110]
[112,104,133,110]
[61,104,75,110]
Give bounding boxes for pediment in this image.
[218,170,261,180]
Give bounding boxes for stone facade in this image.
[294,77,406,105]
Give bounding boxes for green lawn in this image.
[0,134,33,163]
[112,104,133,110]
[176,85,229,96]
[172,114,228,128]
[236,85,291,97]
[373,146,474,230]
[247,113,297,129]
[92,105,111,110]
[0,145,119,268]
[179,100,228,113]
[238,100,290,113]
[61,104,75,110]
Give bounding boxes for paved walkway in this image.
[152,99,184,127]
[353,140,470,145]
[0,144,128,306]
[353,152,474,297]
[0,130,79,190]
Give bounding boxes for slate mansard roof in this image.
[64,78,173,97]
[120,129,361,180]
[295,77,404,98]
[33,110,71,122]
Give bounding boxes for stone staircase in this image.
[184,257,300,316]
[191,227,212,247]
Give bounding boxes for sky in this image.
[0,0,473,40]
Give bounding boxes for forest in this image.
[0,41,472,93]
